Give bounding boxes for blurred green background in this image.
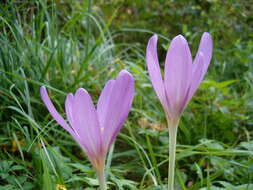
[0,0,252,189]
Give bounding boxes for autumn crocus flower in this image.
[146,33,213,190]
[40,70,134,190]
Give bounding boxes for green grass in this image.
[0,0,253,189]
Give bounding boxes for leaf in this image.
[239,141,253,151]
[0,185,16,190]
[218,181,253,190]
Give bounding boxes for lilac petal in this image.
[164,35,193,117]
[196,32,213,73]
[188,52,205,101]
[72,88,102,158]
[65,93,98,159]
[98,70,134,150]
[40,86,74,136]
[40,87,89,153]
[146,34,169,113]
[97,79,115,131]
[65,93,75,127]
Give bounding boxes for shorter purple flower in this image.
[40,70,134,179]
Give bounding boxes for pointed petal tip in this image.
[40,86,46,92]
[202,32,213,45]
[173,34,187,43]
[150,34,158,41]
[66,93,74,99]
[176,34,184,38]
[40,86,48,98]
[119,69,129,75]
[75,88,89,96]
[147,34,158,48]
[118,70,134,81]
[203,32,211,38]
[170,34,189,50]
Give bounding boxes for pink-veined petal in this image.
[164,35,193,117]
[72,88,102,158]
[146,34,169,113]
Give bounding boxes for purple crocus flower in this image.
[40,70,134,189]
[146,33,212,190]
[146,32,213,125]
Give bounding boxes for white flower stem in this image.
[168,120,179,190]
[97,168,107,190]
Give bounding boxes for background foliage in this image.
[0,0,252,189]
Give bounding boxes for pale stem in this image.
[105,142,115,179]
[97,168,107,190]
[168,121,178,190]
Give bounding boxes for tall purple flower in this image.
[146,33,213,190]
[40,70,134,190]
[146,32,213,125]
